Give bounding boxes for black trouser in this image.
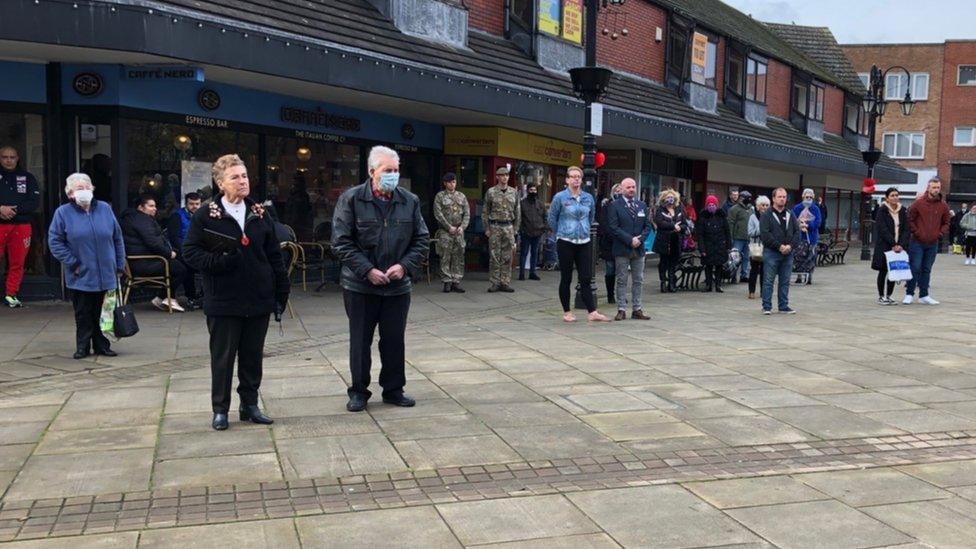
[966,236,976,258]
[657,251,679,288]
[70,289,111,353]
[129,258,186,297]
[876,269,895,298]
[519,234,541,278]
[344,290,410,399]
[748,260,764,294]
[556,239,595,312]
[703,264,723,288]
[183,266,199,299]
[207,314,270,413]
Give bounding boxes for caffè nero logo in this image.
[197,89,221,111]
[280,106,361,132]
[72,73,103,97]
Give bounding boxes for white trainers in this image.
[151,296,167,311]
[919,296,940,305]
[902,295,913,305]
[163,298,186,312]
[152,296,185,312]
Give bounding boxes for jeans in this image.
[761,249,793,311]
[519,234,541,277]
[614,254,645,311]
[905,241,938,298]
[732,239,750,279]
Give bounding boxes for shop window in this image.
[0,111,46,275]
[882,132,925,159]
[265,137,360,242]
[124,119,259,221]
[745,57,767,103]
[667,24,689,88]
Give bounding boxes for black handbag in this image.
[113,289,140,338]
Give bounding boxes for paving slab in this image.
[494,423,623,459]
[761,405,904,438]
[720,388,823,409]
[899,460,976,488]
[0,421,48,445]
[62,387,165,412]
[565,392,658,413]
[138,519,300,548]
[47,406,161,431]
[0,405,61,424]
[394,434,520,469]
[152,452,282,489]
[878,385,975,404]
[863,499,976,549]
[34,425,157,455]
[727,500,913,549]
[813,392,922,413]
[5,448,153,500]
[440,382,544,404]
[796,468,950,507]
[472,533,622,548]
[378,413,491,441]
[569,485,761,548]
[0,443,34,470]
[467,401,579,427]
[277,433,405,479]
[866,409,976,433]
[297,506,460,547]
[437,494,599,546]
[156,428,275,459]
[0,532,138,548]
[689,415,814,446]
[684,475,829,509]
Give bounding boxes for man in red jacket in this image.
[0,146,40,308]
[904,177,950,305]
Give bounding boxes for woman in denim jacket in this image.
[547,167,610,323]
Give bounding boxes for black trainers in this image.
[779,307,796,314]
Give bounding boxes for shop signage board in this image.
[538,0,560,36]
[562,0,583,44]
[691,32,708,85]
[122,65,204,82]
[180,160,213,200]
[444,127,582,166]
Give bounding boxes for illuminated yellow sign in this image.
[562,0,583,44]
[445,127,583,166]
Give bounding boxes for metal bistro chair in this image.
[122,255,174,313]
[297,222,333,292]
[279,241,302,318]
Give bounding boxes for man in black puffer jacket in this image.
[120,194,186,311]
[332,145,429,413]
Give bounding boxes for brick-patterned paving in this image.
[2,431,975,541]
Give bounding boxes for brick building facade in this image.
[940,41,976,202]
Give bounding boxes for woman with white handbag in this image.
[872,187,910,305]
[746,195,769,299]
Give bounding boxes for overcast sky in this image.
[722,0,975,44]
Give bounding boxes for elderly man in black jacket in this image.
[759,187,801,315]
[332,145,429,413]
[120,194,187,312]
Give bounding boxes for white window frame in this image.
[882,132,926,159]
[959,65,976,86]
[885,73,929,100]
[955,126,976,147]
[858,73,870,89]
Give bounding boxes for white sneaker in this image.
[163,298,186,312]
[902,295,913,305]
[151,296,167,311]
[919,296,940,305]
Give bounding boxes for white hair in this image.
[755,195,771,207]
[367,145,399,170]
[802,188,815,198]
[64,173,93,196]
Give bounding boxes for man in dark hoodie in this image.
[120,194,187,312]
[904,177,950,305]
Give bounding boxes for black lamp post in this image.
[860,64,915,261]
[568,0,619,308]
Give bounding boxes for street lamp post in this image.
[860,64,915,261]
[569,0,619,308]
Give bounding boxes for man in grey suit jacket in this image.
[606,178,653,321]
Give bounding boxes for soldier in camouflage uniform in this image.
[433,172,470,293]
[484,166,520,292]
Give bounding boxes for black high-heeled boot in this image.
[605,275,616,304]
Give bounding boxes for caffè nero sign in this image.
[280,106,361,133]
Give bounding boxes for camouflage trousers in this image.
[437,233,465,283]
[488,225,516,286]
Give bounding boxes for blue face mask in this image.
[802,198,813,207]
[378,172,399,193]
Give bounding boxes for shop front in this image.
[442,126,582,269]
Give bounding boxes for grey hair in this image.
[802,188,815,198]
[755,195,771,207]
[367,145,399,170]
[64,173,93,196]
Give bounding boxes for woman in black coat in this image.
[182,154,290,431]
[652,189,686,293]
[694,195,732,292]
[871,187,909,305]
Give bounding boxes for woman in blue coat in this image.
[792,188,822,284]
[48,173,126,359]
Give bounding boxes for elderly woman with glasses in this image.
[48,173,126,359]
[182,154,290,431]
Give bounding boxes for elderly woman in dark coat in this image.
[182,154,290,431]
[652,189,686,293]
[695,195,732,292]
[871,187,910,305]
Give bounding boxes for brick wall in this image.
[466,0,505,36]
[714,37,725,99]
[939,41,976,191]
[596,0,666,82]
[766,59,791,119]
[823,84,844,135]
[843,44,944,171]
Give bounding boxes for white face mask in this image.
[73,189,93,204]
